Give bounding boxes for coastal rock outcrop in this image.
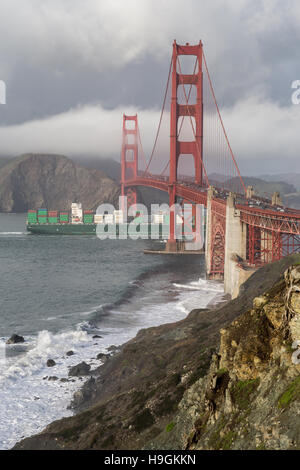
[165,265,300,450]
[0,154,120,212]
[6,334,25,344]
[68,362,91,377]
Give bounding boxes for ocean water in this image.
[0,213,224,449]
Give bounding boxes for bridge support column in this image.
[121,114,138,210]
[261,229,272,264]
[224,193,247,297]
[166,184,179,252]
[205,187,214,277]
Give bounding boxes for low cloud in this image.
[0,98,299,174]
[222,96,300,162]
[0,104,161,158]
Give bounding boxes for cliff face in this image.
[0,154,120,212]
[162,265,300,450]
[14,254,300,450]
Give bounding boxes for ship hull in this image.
[26,223,170,237]
[27,223,97,235]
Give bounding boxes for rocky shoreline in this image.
[14,254,300,450]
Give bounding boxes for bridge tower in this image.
[167,41,204,251]
[121,114,138,208]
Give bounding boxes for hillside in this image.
[226,176,296,198]
[283,193,300,210]
[260,173,300,192]
[74,156,121,182]
[0,154,120,212]
[14,254,300,450]
[0,156,11,169]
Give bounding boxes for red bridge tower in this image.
[121,114,138,208]
[167,41,204,251]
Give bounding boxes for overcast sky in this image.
[0,0,299,174]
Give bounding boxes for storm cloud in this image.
[0,0,299,173]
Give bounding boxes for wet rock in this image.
[97,353,110,362]
[92,335,102,339]
[66,351,74,357]
[6,334,25,344]
[60,378,69,383]
[70,377,96,409]
[48,376,58,381]
[47,359,56,367]
[68,361,91,377]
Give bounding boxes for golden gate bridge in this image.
[120,41,300,295]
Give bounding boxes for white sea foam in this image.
[0,232,26,235]
[174,278,224,314]
[0,277,223,450]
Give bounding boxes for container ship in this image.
[26,203,170,236]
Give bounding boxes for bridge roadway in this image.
[124,173,300,234]
[125,173,300,299]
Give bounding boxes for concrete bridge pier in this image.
[205,189,256,298]
[205,186,214,278]
[223,193,256,298]
[224,193,245,296]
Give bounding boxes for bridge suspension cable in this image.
[202,49,246,195]
[137,125,150,173]
[143,57,172,176]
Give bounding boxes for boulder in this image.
[47,359,56,367]
[97,353,110,363]
[6,334,25,344]
[68,362,91,377]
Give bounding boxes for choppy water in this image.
[0,213,224,449]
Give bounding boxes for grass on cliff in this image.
[232,379,260,410]
[278,375,300,409]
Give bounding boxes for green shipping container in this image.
[38,218,48,224]
[48,217,58,224]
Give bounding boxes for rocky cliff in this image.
[0,154,120,212]
[166,265,300,450]
[14,255,300,450]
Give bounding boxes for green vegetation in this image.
[165,422,176,433]
[278,375,300,409]
[232,379,260,410]
[218,430,237,450]
[256,442,267,450]
[207,416,237,450]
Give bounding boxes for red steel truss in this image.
[241,207,300,265]
[120,41,300,272]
